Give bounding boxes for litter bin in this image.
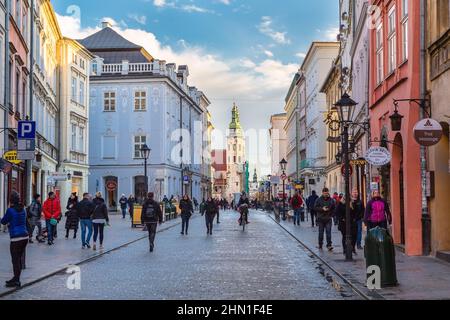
[364,226,398,287]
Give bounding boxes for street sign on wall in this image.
[365,147,392,166]
[413,118,443,147]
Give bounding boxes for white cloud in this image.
[128,14,147,25]
[217,0,231,4]
[258,16,291,45]
[181,5,214,14]
[296,52,306,59]
[153,0,167,7]
[56,14,297,173]
[317,27,339,41]
[263,50,274,58]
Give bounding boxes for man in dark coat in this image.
[202,197,218,235]
[314,188,336,251]
[307,191,319,227]
[141,192,163,252]
[76,193,95,249]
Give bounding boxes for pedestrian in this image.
[76,193,94,249]
[314,188,336,251]
[128,195,135,219]
[203,197,218,235]
[1,192,29,288]
[193,198,199,211]
[42,192,62,246]
[332,192,340,226]
[364,190,392,230]
[350,189,365,250]
[91,192,110,251]
[215,198,221,224]
[27,194,44,243]
[141,192,163,252]
[290,190,304,226]
[119,194,128,219]
[335,195,359,256]
[307,191,319,227]
[179,194,193,235]
[65,193,79,239]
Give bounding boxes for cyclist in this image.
[237,192,250,225]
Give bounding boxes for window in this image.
[22,8,27,37]
[134,135,147,159]
[71,124,77,151]
[80,59,85,70]
[134,91,146,111]
[104,92,116,111]
[15,70,20,112]
[388,7,397,73]
[71,76,77,101]
[79,80,85,105]
[72,53,77,65]
[15,0,20,27]
[376,23,384,84]
[401,0,409,61]
[92,62,98,75]
[78,127,84,153]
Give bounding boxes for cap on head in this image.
[322,188,329,193]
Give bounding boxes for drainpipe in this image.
[25,0,35,206]
[2,0,11,218]
[420,0,431,256]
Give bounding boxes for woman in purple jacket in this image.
[364,190,392,230]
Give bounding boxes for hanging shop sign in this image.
[365,147,392,166]
[350,159,367,166]
[413,118,443,147]
[106,180,118,191]
[3,151,22,165]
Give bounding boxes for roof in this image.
[78,27,141,50]
[78,27,154,63]
[285,73,301,103]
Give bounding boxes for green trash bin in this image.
[364,226,398,287]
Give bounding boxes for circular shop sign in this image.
[106,180,117,192]
[413,118,443,147]
[365,147,392,166]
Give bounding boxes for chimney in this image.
[102,21,113,29]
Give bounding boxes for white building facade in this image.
[300,42,340,195]
[83,24,207,208]
[269,113,287,197]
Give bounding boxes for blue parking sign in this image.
[18,121,36,139]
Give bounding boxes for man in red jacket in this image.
[290,190,304,226]
[42,192,62,245]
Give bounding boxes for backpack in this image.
[142,203,156,221]
[292,196,300,207]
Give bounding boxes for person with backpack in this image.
[307,191,319,227]
[65,193,79,239]
[364,190,392,230]
[314,188,336,251]
[290,190,304,226]
[91,192,110,251]
[141,192,163,252]
[202,197,218,235]
[1,192,29,288]
[179,195,193,235]
[42,192,62,246]
[27,194,44,243]
[76,193,95,249]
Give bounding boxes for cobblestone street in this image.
[3,210,361,300]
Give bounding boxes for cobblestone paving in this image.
[4,211,361,300]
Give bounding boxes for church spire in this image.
[253,169,258,183]
[229,102,242,131]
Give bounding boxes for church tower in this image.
[226,103,246,199]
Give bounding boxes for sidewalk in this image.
[269,212,450,300]
[0,214,184,297]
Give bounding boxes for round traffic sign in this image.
[281,174,287,181]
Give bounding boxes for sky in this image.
[53,0,339,176]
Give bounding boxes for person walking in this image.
[42,192,62,246]
[1,192,29,288]
[193,198,199,211]
[91,192,109,251]
[141,192,163,252]
[128,195,136,220]
[65,193,79,239]
[27,194,44,243]
[76,193,94,249]
[307,191,319,227]
[364,190,392,230]
[314,188,336,251]
[119,194,128,219]
[290,190,304,226]
[215,198,221,224]
[179,195,193,235]
[203,197,218,235]
[349,189,366,250]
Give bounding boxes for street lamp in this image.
[141,144,151,196]
[280,158,288,220]
[334,93,358,261]
[267,174,272,201]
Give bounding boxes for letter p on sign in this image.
[18,121,36,140]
